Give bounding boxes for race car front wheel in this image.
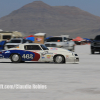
[54,55,65,63]
[10,54,22,63]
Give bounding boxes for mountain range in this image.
[0,1,100,38]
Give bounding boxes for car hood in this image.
[5,43,21,45]
[93,40,100,42]
[45,41,75,44]
[45,42,64,45]
[48,47,71,53]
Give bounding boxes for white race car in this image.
[0,43,79,63]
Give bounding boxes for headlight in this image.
[15,45,19,48]
[16,46,19,48]
[75,54,78,56]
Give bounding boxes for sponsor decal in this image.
[36,38,42,42]
[47,53,53,54]
[47,55,51,58]
[41,51,53,55]
[50,48,58,50]
[41,51,48,55]
[5,51,10,54]
[66,55,69,58]
[42,57,45,59]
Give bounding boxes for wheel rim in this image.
[55,56,63,63]
[12,54,19,61]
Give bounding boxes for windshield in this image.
[41,45,49,50]
[94,35,100,40]
[3,35,11,39]
[8,40,21,43]
[46,37,62,42]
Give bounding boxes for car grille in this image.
[45,44,57,47]
[94,47,100,49]
[7,45,16,48]
[94,42,100,46]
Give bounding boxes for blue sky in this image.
[0,0,100,18]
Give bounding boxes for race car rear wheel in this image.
[10,54,22,63]
[54,55,65,63]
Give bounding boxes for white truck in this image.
[44,35,75,52]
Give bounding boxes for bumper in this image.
[0,54,3,59]
[66,56,79,64]
[0,50,3,58]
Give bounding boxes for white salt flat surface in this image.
[0,44,100,100]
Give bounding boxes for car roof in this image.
[11,38,23,40]
[19,43,42,46]
[49,36,65,38]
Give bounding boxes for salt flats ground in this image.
[0,44,100,100]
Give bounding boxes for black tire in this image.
[91,50,94,54]
[10,54,22,63]
[54,55,65,63]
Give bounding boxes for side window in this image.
[64,37,67,40]
[24,45,42,50]
[41,45,49,50]
[3,35,11,39]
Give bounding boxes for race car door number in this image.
[22,54,33,59]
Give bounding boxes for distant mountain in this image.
[0,1,100,38]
